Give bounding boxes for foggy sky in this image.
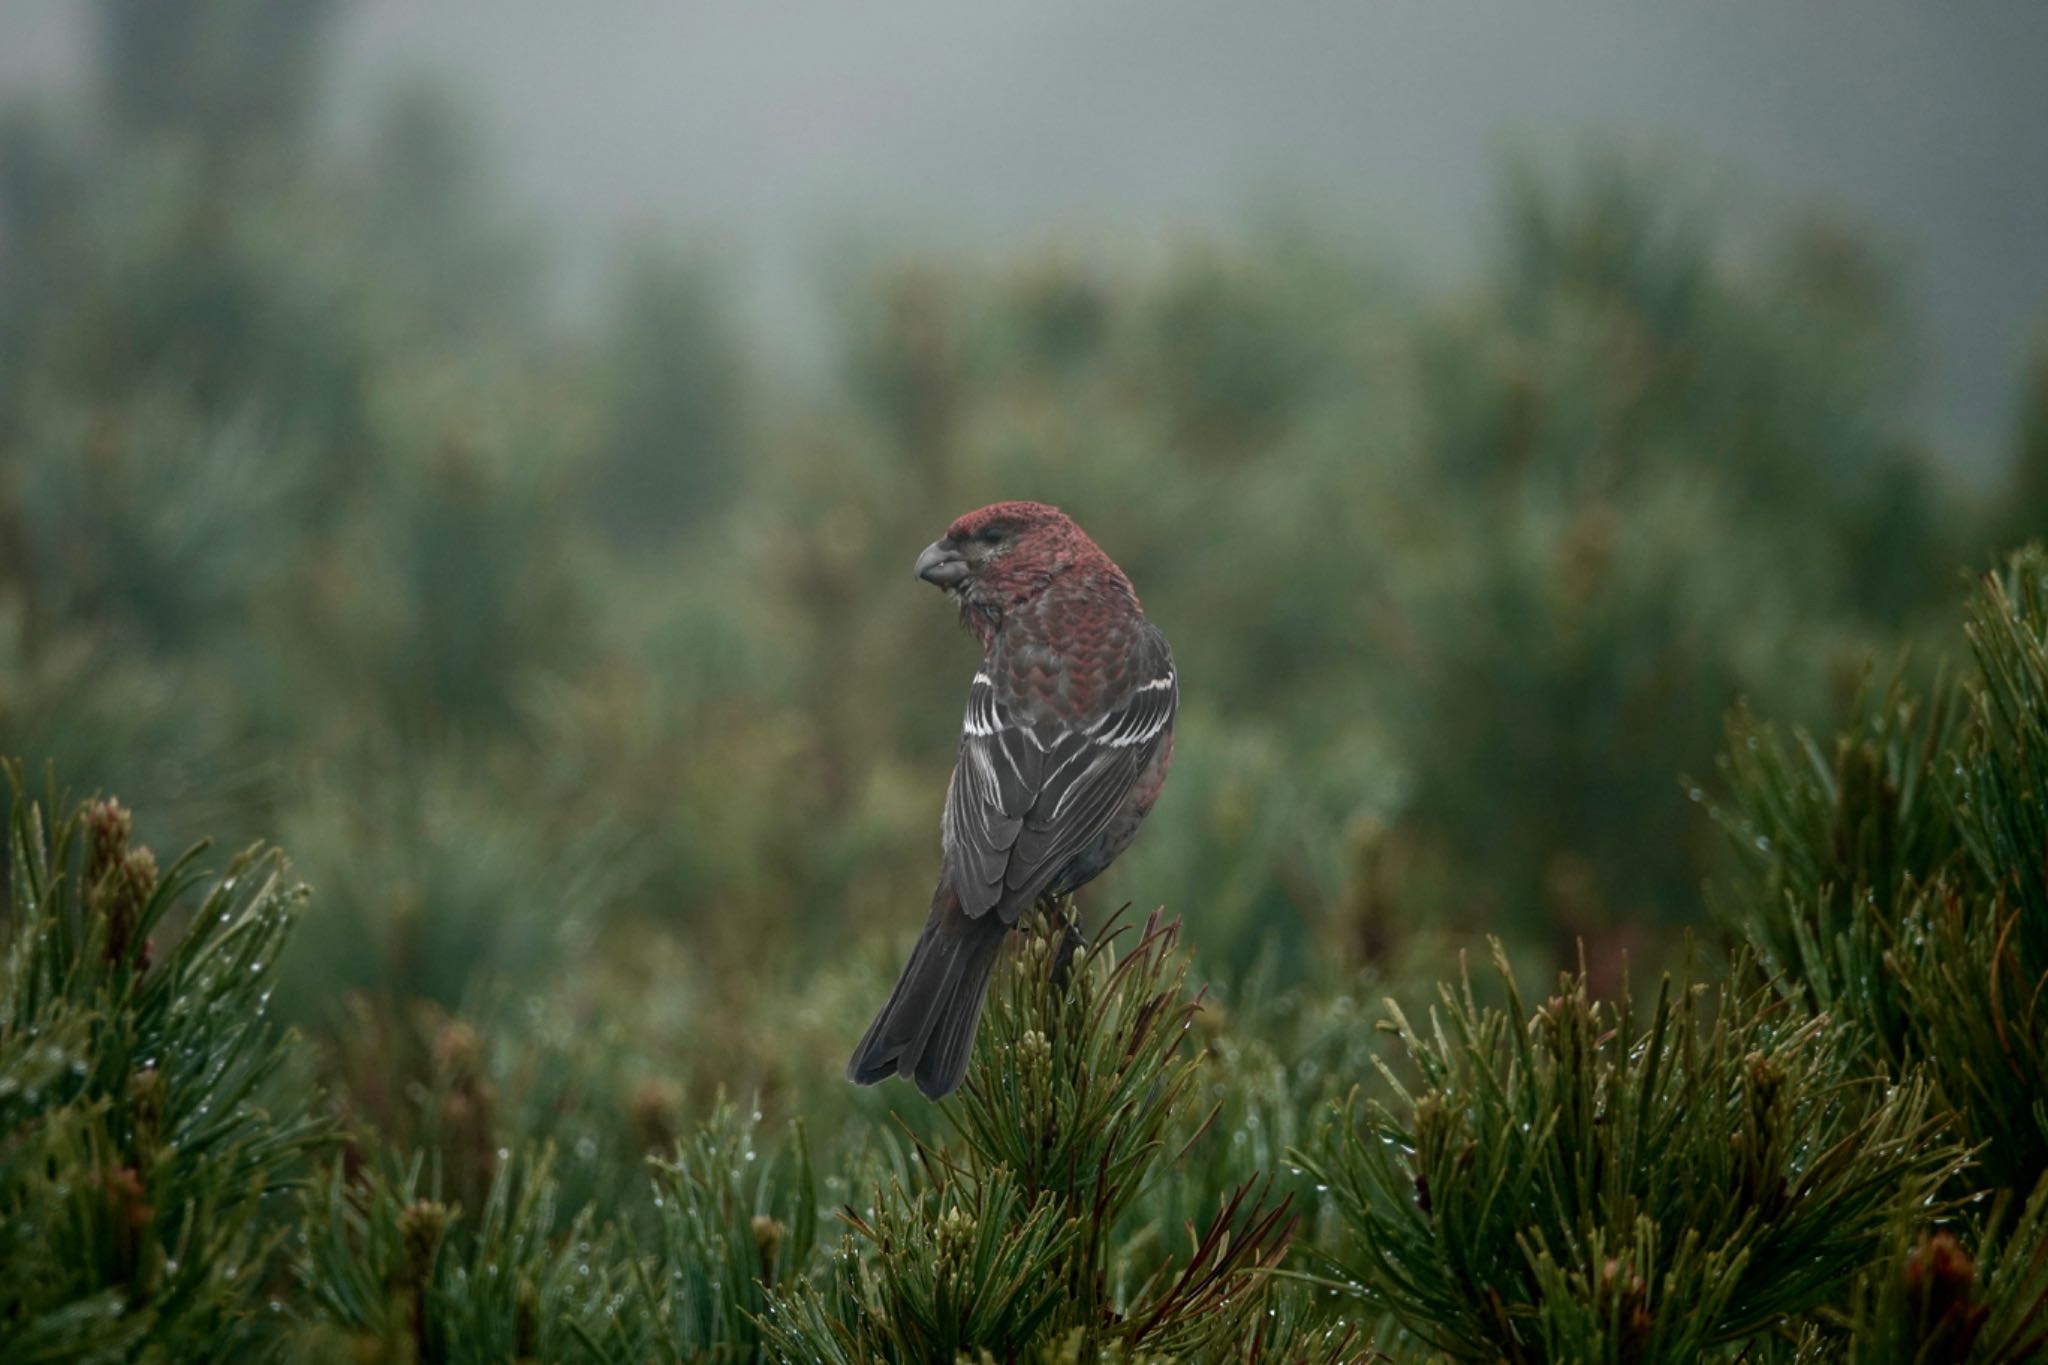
[6,1,2046,474]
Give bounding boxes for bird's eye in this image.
[976,526,1006,544]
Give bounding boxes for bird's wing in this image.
[945,632,1176,922]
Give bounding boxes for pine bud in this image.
[629,1078,685,1153]
[106,847,157,969]
[102,1165,154,1288]
[1016,1028,1052,1089]
[1597,1256,1654,1351]
[1903,1230,1985,1352]
[432,1018,496,1196]
[751,1213,787,1281]
[935,1203,978,1271]
[432,1020,485,1086]
[84,798,132,880]
[128,1066,166,1143]
[104,1165,152,1230]
[83,799,155,970]
[398,1199,450,1286]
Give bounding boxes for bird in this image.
[847,500,1178,1100]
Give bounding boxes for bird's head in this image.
[915,501,1128,620]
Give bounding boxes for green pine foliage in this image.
[626,1106,819,1361]
[1297,945,1963,1362]
[0,777,1338,1360]
[1715,549,2048,1191]
[292,1150,628,1364]
[1708,675,1964,1065]
[15,569,2048,1360]
[1818,1181,2048,1365]
[15,3,2048,1360]
[1706,546,2048,1362]
[1,768,324,1359]
[759,912,1315,1363]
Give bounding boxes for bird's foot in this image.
[1049,915,1086,988]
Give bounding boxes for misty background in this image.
[6,1,2045,468]
[13,5,2048,1356]
[8,0,2048,1279]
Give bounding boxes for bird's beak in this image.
[915,537,970,589]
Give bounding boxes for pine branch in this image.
[1706,674,1963,1065]
[761,909,1307,1362]
[1,765,327,1359]
[631,1103,820,1363]
[1295,942,1963,1362]
[1822,1172,2048,1363]
[1716,548,2048,1194]
[292,1147,627,1363]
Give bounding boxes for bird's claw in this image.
[1050,917,1086,987]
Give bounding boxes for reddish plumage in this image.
[848,501,1177,1099]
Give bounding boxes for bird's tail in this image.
[846,887,1005,1100]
